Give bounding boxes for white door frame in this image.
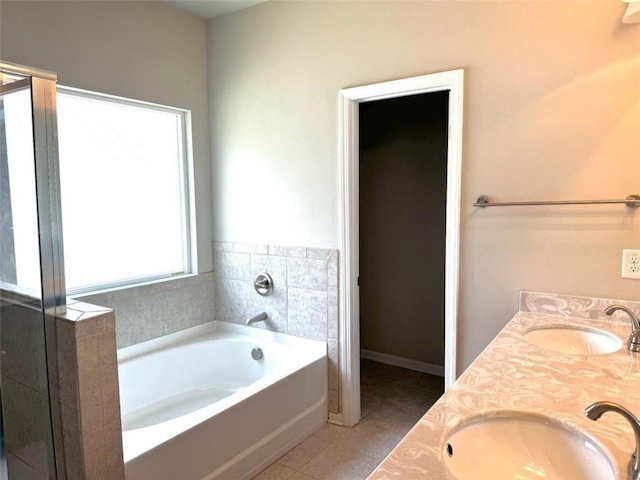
[336,69,464,427]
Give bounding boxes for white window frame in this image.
[57,86,196,295]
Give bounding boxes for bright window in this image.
[57,87,193,294]
[2,84,41,295]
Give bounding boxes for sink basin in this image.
[443,412,616,480]
[523,325,622,355]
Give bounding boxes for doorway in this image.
[359,91,448,418]
[337,70,464,427]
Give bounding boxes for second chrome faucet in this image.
[605,305,640,353]
[586,401,640,480]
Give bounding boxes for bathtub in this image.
[118,321,328,480]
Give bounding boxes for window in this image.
[1,80,41,295]
[57,87,193,294]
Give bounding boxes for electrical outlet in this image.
[621,249,640,280]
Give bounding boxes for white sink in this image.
[443,412,616,480]
[523,325,622,355]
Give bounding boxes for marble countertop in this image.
[368,292,640,479]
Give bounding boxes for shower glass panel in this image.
[0,64,65,479]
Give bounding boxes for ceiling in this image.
[163,0,267,19]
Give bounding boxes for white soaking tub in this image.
[118,321,327,480]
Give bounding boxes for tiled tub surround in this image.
[369,292,640,479]
[213,242,340,414]
[78,272,215,348]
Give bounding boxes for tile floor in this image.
[253,359,444,480]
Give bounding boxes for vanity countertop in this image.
[368,293,640,479]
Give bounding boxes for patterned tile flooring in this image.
[253,359,444,480]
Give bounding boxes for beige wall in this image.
[0,0,214,272]
[207,1,640,369]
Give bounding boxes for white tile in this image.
[287,257,328,291]
[269,245,306,258]
[288,288,328,341]
[251,254,287,286]
[328,252,338,288]
[234,242,268,254]
[212,241,233,252]
[328,287,338,340]
[306,248,334,260]
[327,338,339,391]
[109,296,139,348]
[172,278,215,332]
[131,293,175,344]
[214,251,250,280]
[214,278,254,324]
[250,284,288,333]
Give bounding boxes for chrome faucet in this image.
[605,305,640,353]
[245,311,268,326]
[586,401,640,480]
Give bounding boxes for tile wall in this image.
[0,294,55,479]
[79,272,215,348]
[56,301,124,479]
[0,293,125,479]
[213,242,340,415]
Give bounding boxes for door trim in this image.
[336,69,464,427]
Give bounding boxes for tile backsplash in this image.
[213,242,340,414]
[520,291,640,319]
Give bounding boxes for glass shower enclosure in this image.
[0,62,67,479]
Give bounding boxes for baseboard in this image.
[361,349,445,377]
[327,412,343,425]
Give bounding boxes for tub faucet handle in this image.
[254,273,274,296]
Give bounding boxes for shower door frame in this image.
[0,61,67,479]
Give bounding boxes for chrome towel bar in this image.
[474,194,640,208]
